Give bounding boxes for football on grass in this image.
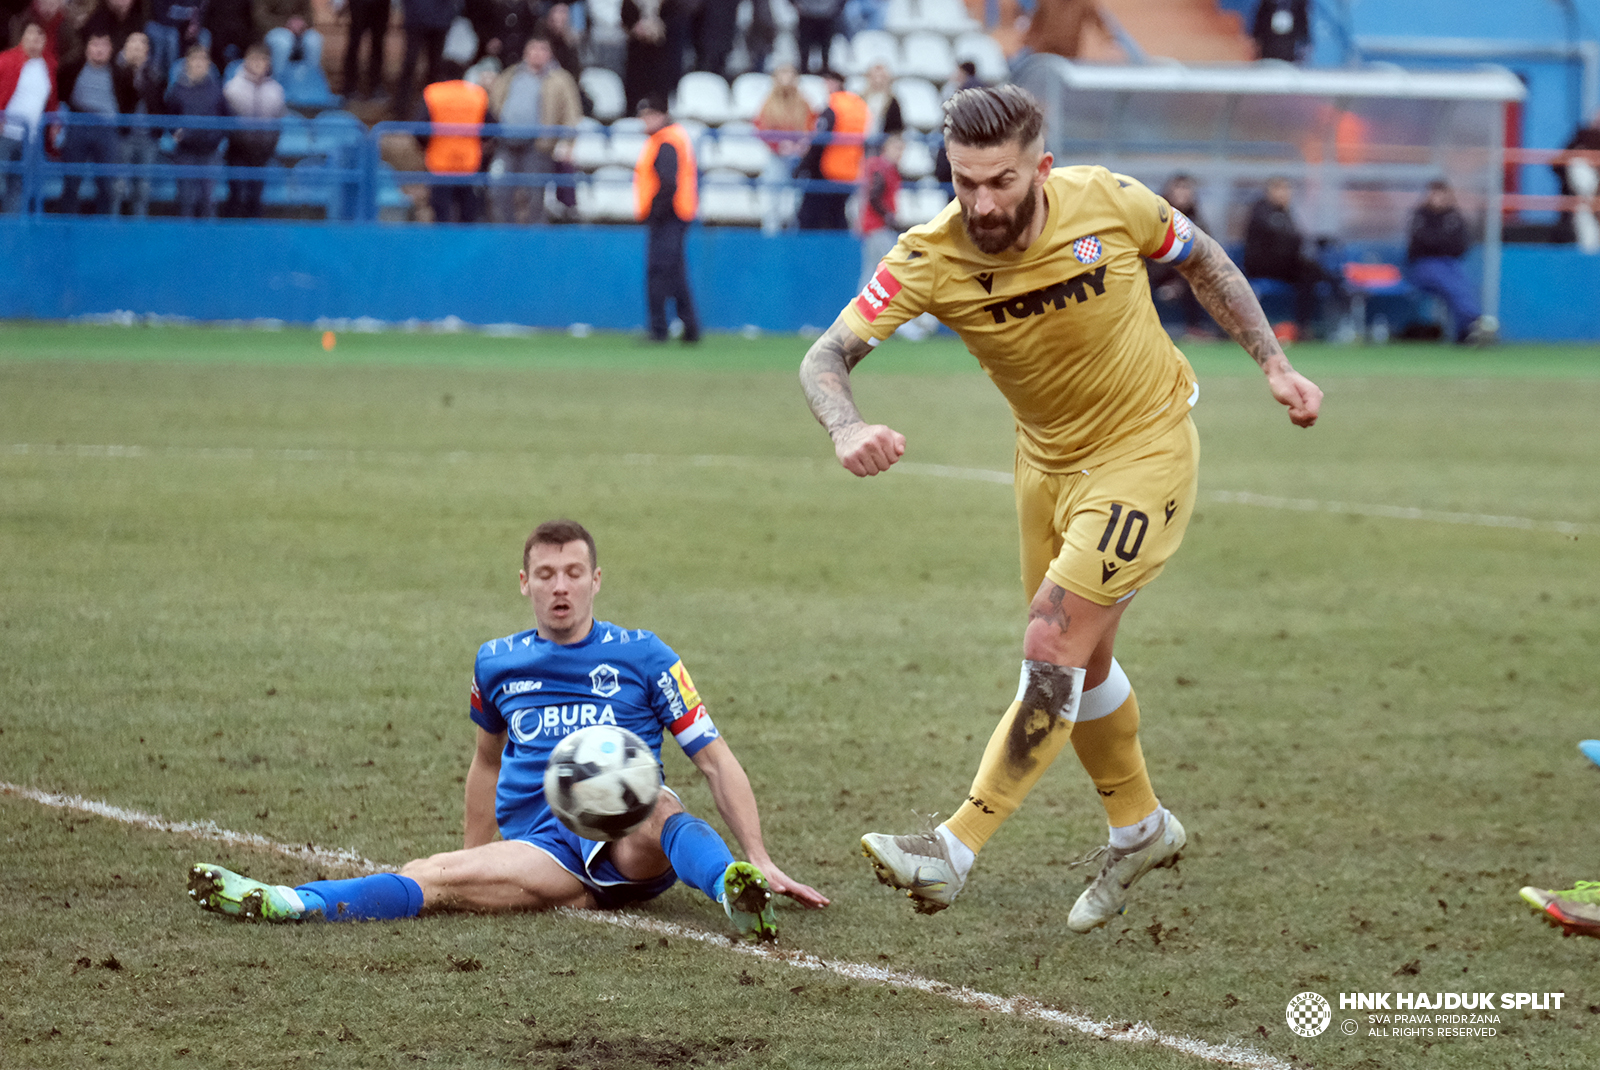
[544,725,662,841]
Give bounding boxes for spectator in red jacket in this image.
[856,130,900,289]
[10,0,78,66]
[1,21,58,213]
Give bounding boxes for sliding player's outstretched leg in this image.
[189,863,310,922]
[862,660,1084,913]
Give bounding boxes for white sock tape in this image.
[1076,658,1131,723]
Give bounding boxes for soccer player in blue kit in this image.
[188,519,828,939]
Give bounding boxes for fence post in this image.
[20,121,42,215]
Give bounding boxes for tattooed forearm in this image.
[1174,231,1287,372]
[799,318,876,438]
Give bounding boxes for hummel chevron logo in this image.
[1102,561,1120,584]
[974,271,994,293]
[1165,499,1177,524]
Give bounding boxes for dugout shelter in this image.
[1013,54,1528,323]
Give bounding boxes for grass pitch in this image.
[2,325,1599,1069]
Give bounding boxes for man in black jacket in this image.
[1407,180,1494,345]
[397,0,455,118]
[1242,176,1337,339]
[113,29,165,215]
[1252,0,1308,63]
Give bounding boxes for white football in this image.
[543,725,662,841]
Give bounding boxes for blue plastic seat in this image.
[275,113,314,158]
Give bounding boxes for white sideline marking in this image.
[8,442,1589,536]
[3,781,1292,1070]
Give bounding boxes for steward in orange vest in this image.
[423,63,489,223]
[796,70,866,230]
[634,116,698,223]
[634,98,700,343]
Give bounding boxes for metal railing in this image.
[1,111,947,223]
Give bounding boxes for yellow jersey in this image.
[841,166,1201,472]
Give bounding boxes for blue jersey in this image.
[469,619,720,841]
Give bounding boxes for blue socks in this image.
[660,812,736,903]
[295,873,425,922]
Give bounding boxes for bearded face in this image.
[947,137,1049,256]
[960,183,1039,255]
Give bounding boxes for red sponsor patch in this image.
[470,677,483,713]
[853,263,902,323]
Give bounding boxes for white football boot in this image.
[861,822,965,915]
[1066,810,1187,933]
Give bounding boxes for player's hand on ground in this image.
[833,423,905,477]
[1267,366,1323,428]
[754,860,829,908]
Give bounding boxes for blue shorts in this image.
[512,808,678,910]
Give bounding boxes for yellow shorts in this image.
[1015,416,1199,606]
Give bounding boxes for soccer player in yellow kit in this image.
[799,85,1323,931]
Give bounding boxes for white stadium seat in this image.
[899,30,955,83]
[769,0,797,31]
[954,31,1009,85]
[922,0,981,36]
[768,31,799,71]
[731,71,773,121]
[896,180,950,228]
[675,71,733,126]
[797,74,831,112]
[588,0,623,30]
[580,67,627,122]
[606,128,648,168]
[898,136,935,180]
[894,77,943,131]
[570,120,612,171]
[702,122,774,175]
[883,0,924,36]
[699,168,763,225]
[576,165,637,222]
[848,30,901,76]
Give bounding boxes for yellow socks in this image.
[943,658,1160,855]
[944,662,1083,853]
[1071,687,1160,830]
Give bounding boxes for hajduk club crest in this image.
[1072,235,1102,264]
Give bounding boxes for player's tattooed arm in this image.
[1175,230,1325,428]
[799,318,874,436]
[1174,229,1283,370]
[799,316,908,476]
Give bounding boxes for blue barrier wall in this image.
[1,217,1597,340]
[0,219,862,334]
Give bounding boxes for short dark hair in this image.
[942,84,1044,149]
[524,519,597,570]
[1426,178,1451,192]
